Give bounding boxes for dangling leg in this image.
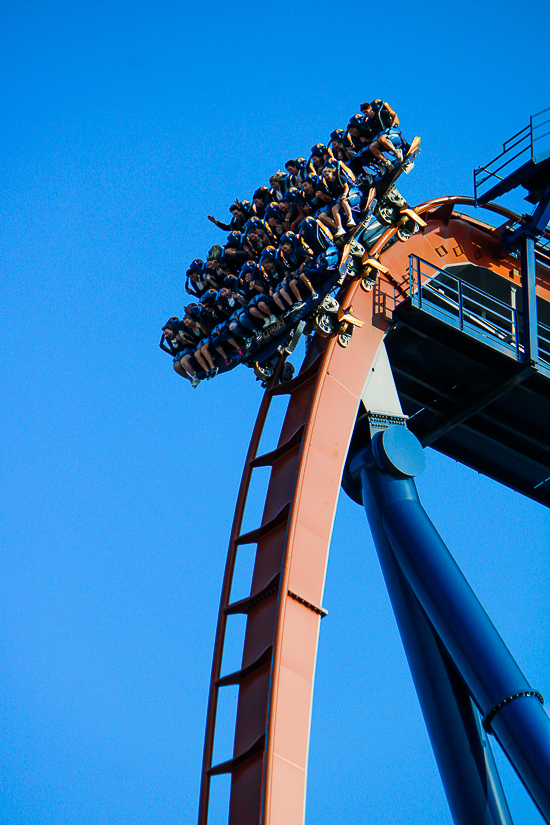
[378,132,402,162]
[332,202,345,236]
[272,291,286,311]
[299,272,317,298]
[318,210,338,231]
[200,344,215,370]
[289,278,303,301]
[341,195,356,229]
[173,359,192,382]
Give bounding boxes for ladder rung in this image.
[225,573,281,615]
[207,734,266,776]
[250,425,305,468]
[234,502,290,546]
[216,645,273,687]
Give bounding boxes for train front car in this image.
[159,134,422,387]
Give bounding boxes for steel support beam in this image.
[358,454,513,825]
[419,365,533,446]
[346,426,550,823]
[504,186,550,248]
[520,235,539,364]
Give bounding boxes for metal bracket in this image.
[400,207,428,228]
[367,411,408,439]
[364,257,390,275]
[288,590,328,618]
[337,305,364,327]
[501,183,550,251]
[483,690,544,733]
[284,320,306,354]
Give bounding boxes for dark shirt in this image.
[366,100,393,134]
[214,213,247,232]
[215,293,239,320]
[178,325,203,349]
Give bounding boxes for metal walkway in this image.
[474,106,550,205]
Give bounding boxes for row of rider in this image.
[163,100,406,387]
[164,224,337,388]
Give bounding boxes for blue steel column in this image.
[361,474,513,825]
[520,235,538,364]
[349,427,550,823]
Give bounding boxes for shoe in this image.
[292,301,305,311]
[394,147,403,163]
[346,219,356,229]
[254,330,263,342]
[191,377,201,388]
[334,227,346,237]
[269,314,278,326]
[310,291,319,299]
[262,317,271,328]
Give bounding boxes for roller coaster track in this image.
[198,195,550,825]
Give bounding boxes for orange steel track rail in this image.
[198,196,550,825]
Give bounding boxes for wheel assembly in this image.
[361,275,376,292]
[320,294,340,313]
[377,204,398,225]
[253,362,274,382]
[313,312,335,336]
[337,323,353,347]
[280,361,295,383]
[397,218,419,242]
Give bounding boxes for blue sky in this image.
[1,1,550,823]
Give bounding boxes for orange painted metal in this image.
[198,356,286,825]
[199,196,550,825]
[261,295,388,825]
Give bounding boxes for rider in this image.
[185,259,210,298]
[328,129,352,162]
[284,158,307,187]
[251,186,269,218]
[263,202,286,243]
[360,100,404,166]
[317,160,360,237]
[163,318,204,388]
[278,189,300,232]
[278,229,317,304]
[207,200,251,232]
[307,143,332,176]
[267,172,287,202]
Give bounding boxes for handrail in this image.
[474,108,550,203]
[408,254,521,359]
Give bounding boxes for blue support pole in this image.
[520,234,538,364]
[361,480,513,824]
[348,426,550,823]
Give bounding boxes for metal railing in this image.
[408,255,522,361]
[539,321,550,367]
[474,107,550,204]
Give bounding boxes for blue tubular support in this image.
[361,477,513,825]
[520,235,539,364]
[348,427,550,823]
